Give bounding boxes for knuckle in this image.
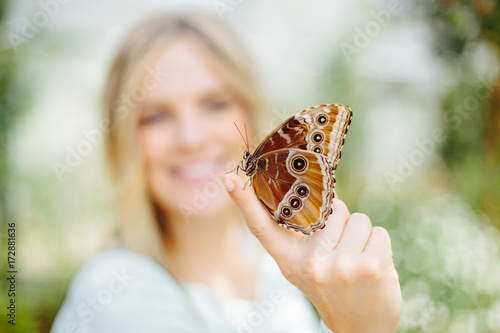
[372,226,390,240]
[301,254,318,275]
[357,258,382,279]
[332,255,355,283]
[281,266,300,285]
[301,255,328,287]
[331,199,348,215]
[333,255,383,282]
[349,213,372,229]
[390,267,400,284]
[247,223,266,239]
[350,212,370,222]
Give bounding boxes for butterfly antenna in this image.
[244,124,250,151]
[234,122,249,151]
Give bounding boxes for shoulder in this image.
[67,247,170,299]
[51,248,201,333]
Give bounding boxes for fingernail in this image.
[222,176,235,192]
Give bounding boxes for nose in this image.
[176,109,206,150]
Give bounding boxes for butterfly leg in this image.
[243,177,251,190]
[236,159,247,175]
[226,166,237,174]
[226,162,243,175]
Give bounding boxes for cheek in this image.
[211,109,249,157]
[140,128,173,167]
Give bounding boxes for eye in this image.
[141,113,171,125]
[140,107,172,125]
[205,98,230,112]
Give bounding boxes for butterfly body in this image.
[240,104,352,235]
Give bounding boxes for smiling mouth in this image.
[172,160,224,183]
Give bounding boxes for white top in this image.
[51,245,334,333]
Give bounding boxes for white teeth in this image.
[177,161,219,180]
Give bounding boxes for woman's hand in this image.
[223,173,402,333]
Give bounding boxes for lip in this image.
[170,159,225,186]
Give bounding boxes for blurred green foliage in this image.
[0,0,16,224]
[424,0,500,229]
[0,0,60,332]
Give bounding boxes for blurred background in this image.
[0,0,499,332]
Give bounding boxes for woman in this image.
[52,11,402,333]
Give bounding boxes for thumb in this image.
[222,173,292,257]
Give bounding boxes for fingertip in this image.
[222,173,246,192]
[221,175,235,192]
[363,226,393,258]
[222,174,287,250]
[350,212,371,222]
[222,173,256,210]
[371,226,391,244]
[331,198,349,216]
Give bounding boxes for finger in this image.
[307,199,350,251]
[362,226,393,260]
[335,213,373,254]
[222,173,296,258]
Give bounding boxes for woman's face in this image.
[139,39,248,222]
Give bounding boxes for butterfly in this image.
[238,104,352,235]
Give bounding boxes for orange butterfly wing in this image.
[254,104,352,168]
[248,103,352,234]
[251,149,335,234]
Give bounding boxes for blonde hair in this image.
[102,11,267,263]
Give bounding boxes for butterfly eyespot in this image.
[312,132,324,144]
[313,146,323,154]
[281,207,292,217]
[296,186,309,197]
[291,156,307,172]
[290,197,302,210]
[316,114,328,125]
